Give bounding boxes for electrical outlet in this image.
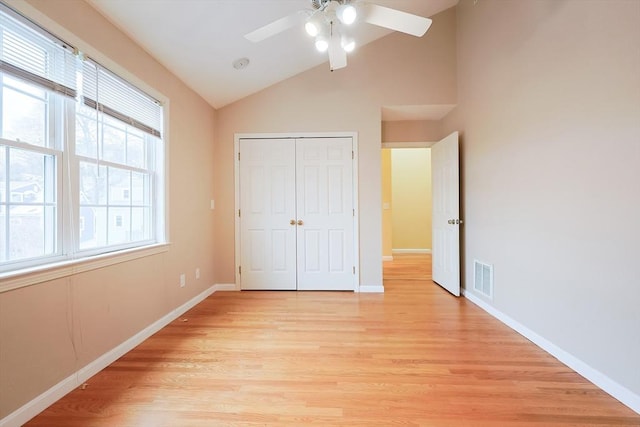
[180,273,186,287]
[210,199,215,210]
[195,268,200,279]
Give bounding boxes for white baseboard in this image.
[0,285,218,427]
[382,255,394,262]
[213,283,238,291]
[392,248,432,254]
[359,284,385,293]
[462,289,640,415]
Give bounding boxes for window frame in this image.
[0,71,66,269]
[74,107,159,256]
[0,2,169,291]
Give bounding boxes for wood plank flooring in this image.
[27,255,639,426]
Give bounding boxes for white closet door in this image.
[296,138,355,291]
[239,139,297,290]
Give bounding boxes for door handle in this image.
[297,219,304,226]
[290,219,296,225]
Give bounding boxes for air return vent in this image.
[473,260,493,299]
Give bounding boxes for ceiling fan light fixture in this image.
[305,12,324,37]
[315,35,329,52]
[341,36,355,53]
[305,20,319,37]
[337,3,357,25]
[243,0,433,72]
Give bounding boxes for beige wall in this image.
[214,8,457,287]
[391,149,432,250]
[381,149,393,257]
[442,0,640,396]
[382,120,442,143]
[0,0,217,418]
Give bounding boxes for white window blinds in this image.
[0,3,77,98]
[82,59,163,138]
[0,3,162,139]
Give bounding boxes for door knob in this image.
[290,219,296,225]
[297,219,304,226]
[448,219,454,224]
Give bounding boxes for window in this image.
[0,4,164,274]
[76,65,160,250]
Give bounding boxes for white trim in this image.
[358,284,385,293]
[382,141,434,148]
[392,248,432,254]
[235,131,357,140]
[462,289,640,415]
[234,132,360,292]
[0,244,170,293]
[382,255,394,261]
[351,134,360,292]
[234,136,241,288]
[0,284,218,427]
[213,283,238,291]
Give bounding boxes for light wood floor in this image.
[27,254,639,426]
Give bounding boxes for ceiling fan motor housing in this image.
[312,0,349,10]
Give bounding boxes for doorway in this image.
[381,146,432,262]
[381,132,461,295]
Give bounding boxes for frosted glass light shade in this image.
[305,20,320,37]
[341,37,356,52]
[315,36,329,52]
[337,4,357,25]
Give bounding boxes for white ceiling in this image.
[88,0,458,110]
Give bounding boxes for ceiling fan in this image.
[244,0,432,71]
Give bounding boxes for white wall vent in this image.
[473,260,493,299]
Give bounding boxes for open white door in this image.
[431,132,461,296]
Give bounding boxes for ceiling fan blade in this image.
[244,10,309,43]
[363,3,432,37]
[329,28,347,71]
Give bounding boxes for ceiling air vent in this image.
[473,260,493,299]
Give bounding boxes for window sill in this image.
[0,243,170,294]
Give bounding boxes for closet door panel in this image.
[296,138,354,290]
[239,139,297,290]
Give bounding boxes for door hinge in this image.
[352,266,355,274]
[353,208,355,217]
[352,150,354,159]
[238,266,242,275]
[238,209,241,217]
[238,152,240,161]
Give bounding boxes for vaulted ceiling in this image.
[88,0,458,110]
